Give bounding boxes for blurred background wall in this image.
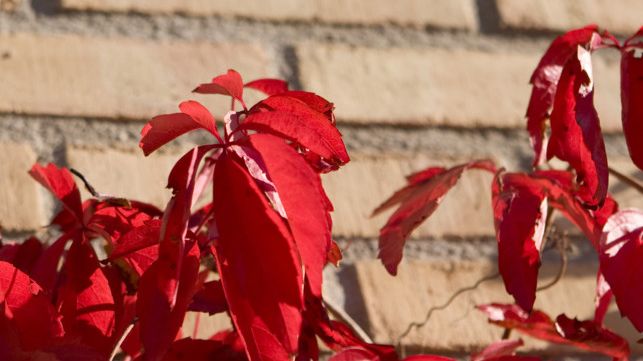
[1,0,642,357]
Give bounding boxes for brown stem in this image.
[70,168,100,197]
[609,166,643,195]
[537,235,569,292]
[396,272,500,347]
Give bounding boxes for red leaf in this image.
[140,101,220,156]
[241,94,349,166]
[163,336,248,361]
[29,163,83,222]
[58,241,116,352]
[250,133,333,297]
[478,303,629,359]
[30,229,75,294]
[593,271,613,325]
[599,209,643,331]
[526,25,601,166]
[329,348,380,361]
[471,339,525,361]
[546,45,608,207]
[279,91,336,123]
[245,78,288,96]
[212,154,304,360]
[194,69,245,107]
[373,160,496,275]
[0,237,43,274]
[189,280,227,315]
[107,219,161,276]
[138,242,201,361]
[493,173,548,311]
[620,33,643,170]
[0,261,64,350]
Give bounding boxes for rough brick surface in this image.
[353,259,642,353]
[66,145,184,208]
[0,34,273,120]
[496,0,643,35]
[323,154,497,238]
[297,44,621,130]
[0,0,20,12]
[0,143,44,231]
[60,0,477,30]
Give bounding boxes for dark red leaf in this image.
[250,133,332,297]
[620,33,643,170]
[526,25,601,166]
[0,237,43,274]
[189,280,227,315]
[30,229,75,294]
[107,219,161,276]
[140,101,220,156]
[492,173,548,311]
[599,209,643,331]
[0,261,64,350]
[163,336,248,361]
[29,163,83,222]
[546,45,608,207]
[478,303,629,359]
[194,69,245,107]
[245,78,288,96]
[58,241,116,352]
[373,160,496,275]
[212,154,304,360]
[138,242,201,361]
[242,94,349,166]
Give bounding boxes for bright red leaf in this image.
[29,163,84,222]
[492,173,548,311]
[373,160,496,275]
[194,69,246,108]
[245,78,288,96]
[212,154,304,360]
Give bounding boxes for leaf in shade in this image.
[30,229,76,294]
[478,303,629,359]
[0,261,64,350]
[599,209,643,331]
[245,78,289,96]
[138,242,201,361]
[212,154,304,360]
[241,95,349,166]
[0,237,43,274]
[193,69,246,107]
[189,280,227,315]
[620,28,643,170]
[250,133,332,297]
[107,219,161,276]
[526,25,602,166]
[139,101,220,156]
[373,160,496,275]
[492,173,548,312]
[29,163,84,222]
[546,45,608,208]
[58,241,116,353]
[162,334,248,361]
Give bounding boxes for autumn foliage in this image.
[0,24,642,361]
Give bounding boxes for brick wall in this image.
[1,0,642,357]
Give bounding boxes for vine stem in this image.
[396,272,500,347]
[608,166,643,195]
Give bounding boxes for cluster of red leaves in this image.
[376,25,643,360]
[0,70,460,361]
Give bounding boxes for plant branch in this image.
[323,297,373,344]
[109,317,137,361]
[70,168,100,197]
[396,272,500,346]
[609,166,643,195]
[537,234,569,292]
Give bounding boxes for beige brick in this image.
[66,146,185,208]
[354,259,641,353]
[60,0,476,30]
[496,0,643,35]
[0,143,45,231]
[608,158,643,210]
[0,0,20,12]
[183,312,232,339]
[0,33,274,121]
[297,44,621,131]
[323,154,496,238]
